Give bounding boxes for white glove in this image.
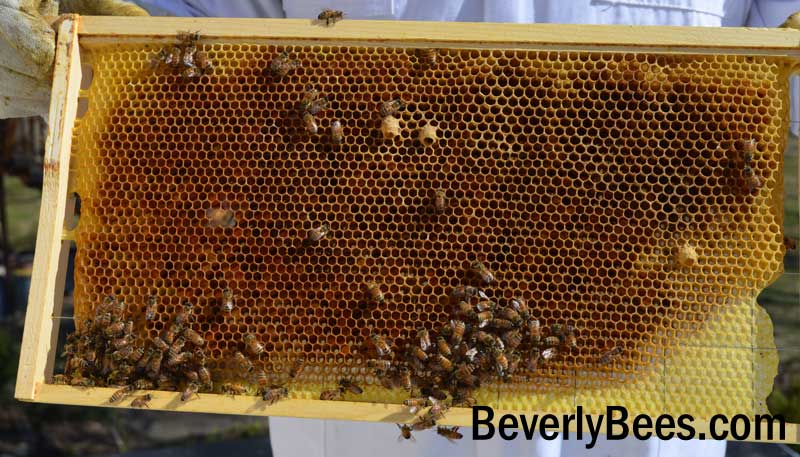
[0,0,147,119]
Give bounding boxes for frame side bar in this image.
[14,17,82,401]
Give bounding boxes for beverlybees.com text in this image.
[472,405,786,447]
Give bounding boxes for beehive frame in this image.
[14,16,800,442]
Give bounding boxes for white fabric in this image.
[94,0,800,454]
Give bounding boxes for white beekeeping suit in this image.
[129,3,795,457]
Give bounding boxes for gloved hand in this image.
[780,11,800,29]
[0,0,147,119]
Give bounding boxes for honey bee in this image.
[412,414,437,431]
[182,66,201,81]
[320,388,344,400]
[379,98,406,117]
[420,385,448,401]
[185,370,199,383]
[492,349,508,376]
[244,333,265,356]
[543,336,561,347]
[331,120,343,146]
[476,311,493,328]
[105,321,125,337]
[181,43,196,68]
[221,382,248,396]
[130,347,146,364]
[306,223,331,243]
[181,382,200,401]
[397,424,415,441]
[233,351,255,373]
[253,368,269,387]
[489,319,515,330]
[268,51,299,80]
[70,376,95,387]
[428,399,449,420]
[541,347,558,361]
[175,303,193,325]
[52,374,69,385]
[288,357,306,379]
[470,261,495,285]
[177,30,200,45]
[131,394,152,408]
[433,190,447,214]
[262,386,289,404]
[365,281,384,303]
[785,236,797,251]
[744,170,763,194]
[338,378,364,395]
[502,330,522,350]
[742,139,756,164]
[169,336,186,357]
[318,8,344,25]
[436,337,452,357]
[452,391,477,407]
[563,325,577,349]
[167,351,191,366]
[165,47,182,67]
[162,324,180,345]
[158,375,178,391]
[147,350,164,374]
[528,318,541,345]
[598,346,623,365]
[298,86,329,115]
[184,328,205,346]
[109,385,135,403]
[206,201,236,228]
[193,348,206,364]
[370,333,393,358]
[151,336,169,352]
[221,288,235,313]
[367,359,392,371]
[433,354,453,371]
[395,366,413,391]
[456,301,476,320]
[510,297,531,319]
[415,48,439,66]
[145,295,157,320]
[454,363,476,383]
[475,300,496,312]
[194,50,213,74]
[134,378,155,390]
[464,347,478,362]
[302,112,319,134]
[137,349,154,370]
[449,286,487,301]
[198,366,212,388]
[403,397,431,414]
[112,346,135,361]
[417,328,432,351]
[497,307,522,326]
[449,320,465,345]
[409,345,429,361]
[437,426,463,443]
[112,336,131,349]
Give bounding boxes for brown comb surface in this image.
[71,43,789,405]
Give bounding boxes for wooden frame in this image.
[14,16,800,443]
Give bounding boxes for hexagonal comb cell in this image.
[70,42,788,404]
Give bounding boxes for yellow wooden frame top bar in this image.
[77,16,800,56]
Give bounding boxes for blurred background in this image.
[0,119,797,457]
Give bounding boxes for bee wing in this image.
[224,216,237,228]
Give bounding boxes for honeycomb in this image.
[70,40,791,414]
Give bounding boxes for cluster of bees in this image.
[351,262,624,441]
[56,295,211,407]
[727,139,763,195]
[150,31,213,80]
[57,292,303,407]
